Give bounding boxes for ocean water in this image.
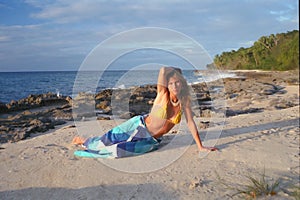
[0,70,235,103]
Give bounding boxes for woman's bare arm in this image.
[183,100,218,152]
[157,67,170,93]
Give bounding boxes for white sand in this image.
[0,86,299,200]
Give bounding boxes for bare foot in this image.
[72,136,85,145]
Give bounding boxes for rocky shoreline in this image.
[0,70,299,143]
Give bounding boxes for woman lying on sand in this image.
[72,67,218,158]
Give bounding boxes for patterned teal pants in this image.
[74,115,160,158]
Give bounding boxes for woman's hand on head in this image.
[162,66,180,74]
[161,66,173,74]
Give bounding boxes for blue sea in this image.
[0,70,235,103]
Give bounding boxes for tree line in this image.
[214,30,299,71]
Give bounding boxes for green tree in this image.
[213,30,299,71]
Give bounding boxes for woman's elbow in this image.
[160,67,167,74]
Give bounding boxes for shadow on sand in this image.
[158,118,299,151]
[0,183,179,200]
[218,118,299,149]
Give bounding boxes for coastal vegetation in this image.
[217,170,281,199]
[214,30,299,71]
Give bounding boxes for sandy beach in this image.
[0,71,299,199]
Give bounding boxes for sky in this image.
[0,0,298,72]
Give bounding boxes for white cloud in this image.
[0,35,10,42]
[239,40,255,47]
[29,1,103,23]
[269,1,299,22]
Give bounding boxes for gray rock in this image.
[0,101,8,113]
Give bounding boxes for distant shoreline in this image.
[0,69,234,104]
